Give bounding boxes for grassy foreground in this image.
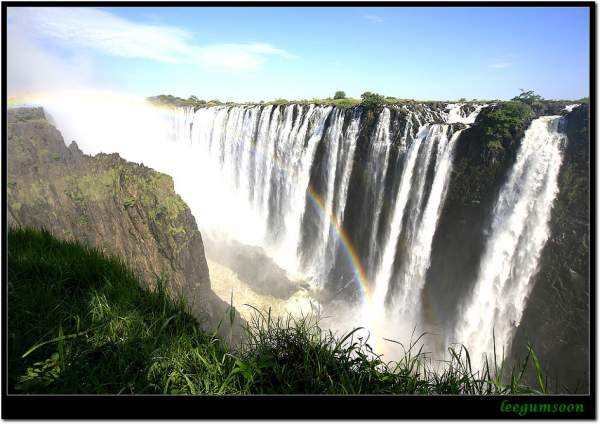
[8,227,545,394]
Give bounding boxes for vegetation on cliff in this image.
[147,89,580,115]
[147,92,492,111]
[480,101,534,152]
[9,227,549,395]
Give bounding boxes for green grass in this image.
[8,227,546,394]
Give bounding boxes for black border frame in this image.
[1,1,596,419]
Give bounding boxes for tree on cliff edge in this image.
[361,92,385,109]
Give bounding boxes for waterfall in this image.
[34,93,491,357]
[452,116,566,368]
[392,127,464,318]
[445,103,487,124]
[176,104,338,272]
[369,123,464,342]
[371,123,429,314]
[364,108,393,275]
[167,103,478,311]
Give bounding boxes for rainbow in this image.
[306,186,372,303]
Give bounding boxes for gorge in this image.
[12,95,590,393]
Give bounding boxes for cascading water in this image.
[392,127,464,319]
[364,108,393,274]
[444,103,488,124]
[174,104,337,272]
[367,121,467,352]
[452,116,567,369]
[306,108,355,283]
[167,103,481,339]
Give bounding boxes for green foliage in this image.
[123,196,137,209]
[147,93,495,110]
[8,227,547,394]
[267,98,290,105]
[481,101,533,153]
[330,98,359,108]
[511,89,544,107]
[360,91,386,109]
[147,95,211,109]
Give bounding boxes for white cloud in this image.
[364,14,384,23]
[8,7,295,73]
[488,62,513,69]
[7,23,95,96]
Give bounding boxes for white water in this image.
[452,116,566,369]
[368,124,465,352]
[445,103,487,124]
[393,127,464,318]
[371,124,430,315]
[564,104,580,113]
[365,108,393,274]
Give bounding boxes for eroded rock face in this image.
[7,107,243,342]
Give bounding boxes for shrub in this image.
[361,92,385,109]
[481,101,533,152]
[511,89,544,107]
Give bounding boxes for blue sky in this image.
[7,6,590,101]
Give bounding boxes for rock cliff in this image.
[7,107,243,342]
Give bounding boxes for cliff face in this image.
[7,107,242,340]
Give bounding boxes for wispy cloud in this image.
[488,62,513,69]
[8,7,295,73]
[364,14,384,23]
[7,23,95,96]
